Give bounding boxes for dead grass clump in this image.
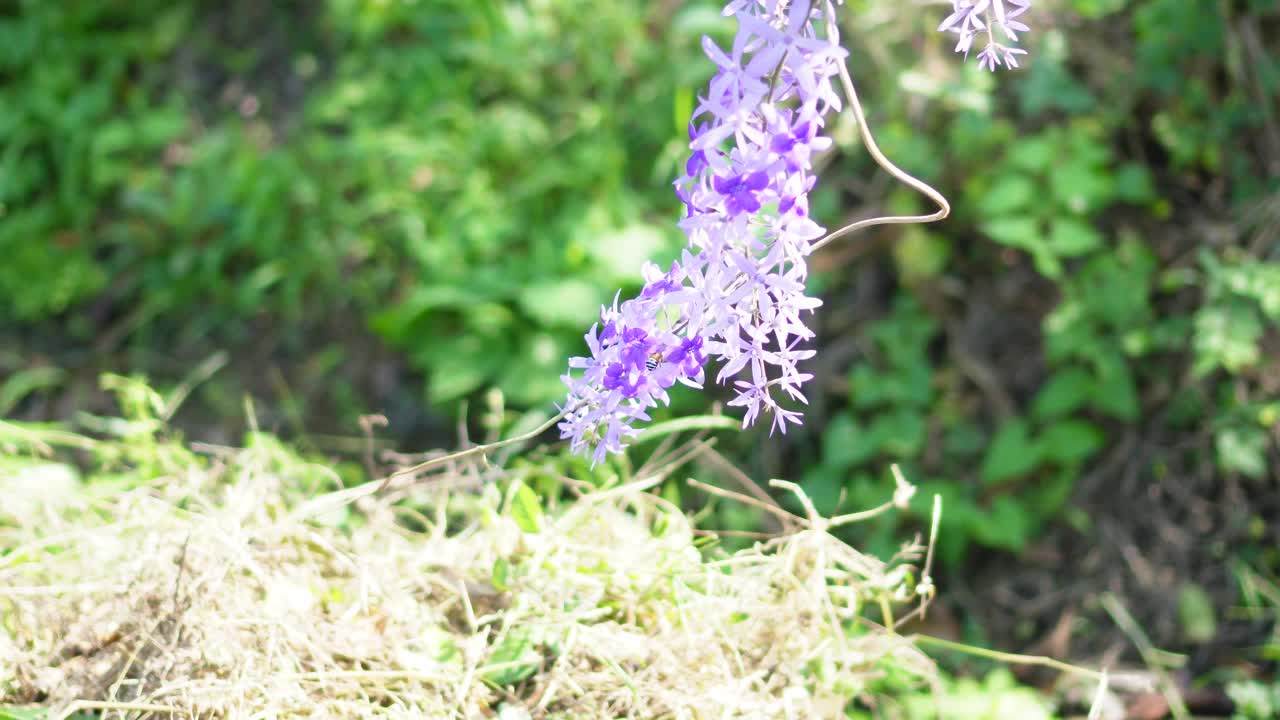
[1,448,934,718]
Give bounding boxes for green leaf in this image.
[1091,354,1139,421]
[1049,150,1115,215]
[893,226,951,281]
[869,408,927,459]
[426,358,491,405]
[1113,162,1156,203]
[801,464,845,514]
[927,487,979,569]
[0,366,66,416]
[418,335,506,405]
[516,279,601,328]
[1021,53,1098,116]
[509,481,543,533]
[1044,298,1102,362]
[1039,420,1104,465]
[981,420,1042,485]
[981,216,1040,250]
[0,709,84,720]
[981,218,1063,278]
[588,223,668,281]
[1071,0,1128,18]
[482,625,541,686]
[978,174,1037,215]
[1028,244,1065,279]
[1047,218,1103,257]
[821,412,878,469]
[0,707,48,720]
[1032,466,1078,518]
[1226,680,1279,720]
[1193,304,1263,376]
[1216,426,1267,479]
[1007,134,1057,172]
[497,335,575,406]
[971,496,1034,551]
[1076,243,1156,330]
[1177,583,1217,644]
[492,557,511,592]
[1032,366,1094,420]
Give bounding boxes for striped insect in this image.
[645,350,665,372]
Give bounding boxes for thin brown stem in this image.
[913,634,1107,681]
[384,410,566,484]
[291,410,567,520]
[688,477,806,526]
[811,11,950,252]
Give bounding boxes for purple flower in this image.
[713,171,770,215]
[977,43,1027,71]
[641,262,683,299]
[939,0,1032,70]
[560,0,847,462]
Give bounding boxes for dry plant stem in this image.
[826,499,895,526]
[768,479,820,525]
[56,701,180,720]
[292,411,567,519]
[1088,669,1110,720]
[7,438,944,717]
[687,477,804,527]
[763,478,907,633]
[283,669,448,682]
[700,446,796,532]
[1101,592,1190,720]
[923,495,941,582]
[161,351,228,421]
[768,477,898,530]
[386,410,568,483]
[810,39,950,254]
[912,634,1106,682]
[645,436,717,479]
[918,493,941,608]
[691,527,777,539]
[635,430,682,479]
[892,494,942,631]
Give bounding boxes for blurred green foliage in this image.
[796,0,1279,566]
[1,0,1278,578]
[0,0,723,407]
[1228,678,1280,720]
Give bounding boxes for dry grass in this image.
[0,442,937,719]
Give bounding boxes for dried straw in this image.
[0,449,933,719]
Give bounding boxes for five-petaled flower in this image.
[938,0,1032,70]
[560,0,1022,463]
[559,0,846,463]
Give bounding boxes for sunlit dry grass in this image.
[0,441,936,719]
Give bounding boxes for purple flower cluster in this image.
[938,0,1032,71]
[559,0,846,464]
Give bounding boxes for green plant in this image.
[851,668,1058,720]
[1227,679,1280,720]
[0,0,723,414]
[800,0,1278,572]
[1,378,960,717]
[969,121,1156,280]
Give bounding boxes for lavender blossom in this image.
[938,0,1031,70]
[560,0,844,462]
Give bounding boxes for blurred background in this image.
[2,0,1277,710]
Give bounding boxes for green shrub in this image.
[799,0,1278,564]
[0,0,721,409]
